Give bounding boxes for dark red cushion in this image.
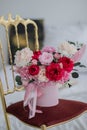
[6,99,87,128]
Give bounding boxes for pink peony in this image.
[42,46,56,53]
[58,57,74,72]
[39,52,53,65]
[46,63,64,81]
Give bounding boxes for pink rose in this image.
[54,53,61,59]
[28,65,39,76]
[31,59,37,65]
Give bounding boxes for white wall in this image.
[0,0,87,68]
[0,0,87,25]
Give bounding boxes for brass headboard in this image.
[0,14,39,94]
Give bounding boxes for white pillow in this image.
[44,23,87,44]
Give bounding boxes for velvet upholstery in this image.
[6,99,87,128]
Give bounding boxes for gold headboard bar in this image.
[0,14,39,94]
[0,14,39,50]
[0,42,9,90]
[15,25,20,48]
[26,19,39,51]
[5,26,16,90]
[0,40,24,94]
[25,25,29,47]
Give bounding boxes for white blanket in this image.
[0,66,87,130]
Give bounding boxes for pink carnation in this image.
[18,66,29,79]
[59,71,70,84]
[38,67,48,82]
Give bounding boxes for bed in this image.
[0,23,87,130]
[0,65,87,130]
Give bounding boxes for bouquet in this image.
[15,46,74,86]
[14,43,86,118]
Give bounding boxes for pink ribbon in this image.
[23,81,56,119]
[71,44,86,63]
[23,82,42,119]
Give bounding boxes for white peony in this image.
[58,42,77,56]
[14,47,33,67]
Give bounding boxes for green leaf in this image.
[68,83,72,88]
[29,79,35,83]
[17,81,22,85]
[72,72,79,78]
[74,62,81,66]
[15,75,22,85]
[68,41,75,45]
[15,75,21,82]
[79,64,86,68]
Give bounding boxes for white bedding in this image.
[0,65,87,130]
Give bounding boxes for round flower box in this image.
[37,83,59,107]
